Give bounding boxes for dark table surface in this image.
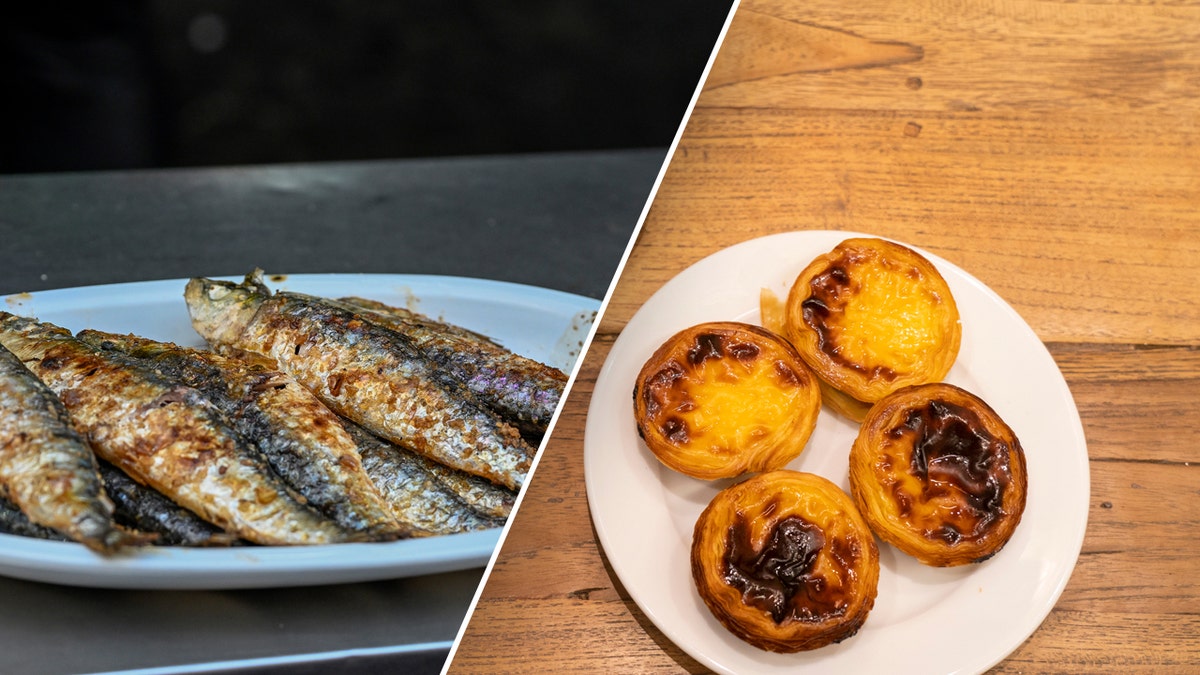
[0,148,662,675]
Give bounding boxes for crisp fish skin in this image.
[78,330,409,541]
[421,454,516,520]
[337,296,567,438]
[98,459,238,547]
[342,420,503,535]
[0,495,71,542]
[184,272,535,491]
[342,418,514,520]
[0,313,350,546]
[0,340,140,553]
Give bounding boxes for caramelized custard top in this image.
[641,329,806,452]
[884,399,1014,544]
[723,513,859,625]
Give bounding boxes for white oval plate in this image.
[1,273,598,589]
[584,231,1089,674]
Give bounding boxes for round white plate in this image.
[1,273,598,589]
[584,231,1089,674]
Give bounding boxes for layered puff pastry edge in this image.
[691,470,880,652]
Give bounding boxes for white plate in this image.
[1,274,598,589]
[584,231,1089,674]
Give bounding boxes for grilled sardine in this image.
[0,341,140,553]
[344,416,517,520]
[0,495,71,542]
[98,459,237,546]
[339,296,567,437]
[0,313,350,546]
[78,330,408,541]
[342,421,502,535]
[421,455,516,520]
[184,271,535,491]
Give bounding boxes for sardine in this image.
[346,417,516,520]
[0,341,141,553]
[78,330,408,541]
[342,420,503,535]
[184,271,534,491]
[421,456,517,520]
[0,495,71,542]
[338,296,567,438]
[98,459,237,547]
[0,312,351,546]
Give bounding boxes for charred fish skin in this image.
[334,414,516,521]
[78,330,409,541]
[0,313,350,546]
[0,340,138,553]
[0,495,71,542]
[421,453,516,520]
[98,459,237,547]
[339,299,500,345]
[337,296,567,438]
[342,421,503,535]
[185,272,535,491]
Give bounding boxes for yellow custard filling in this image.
[681,354,803,456]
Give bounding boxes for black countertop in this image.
[0,148,662,674]
[0,149,660,299]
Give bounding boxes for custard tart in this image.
[849,382,1028,567]
[691,470,880,652]
[784,237,961,421]
[633,322,821,480]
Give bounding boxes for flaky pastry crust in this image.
[633,322,821,480]
[849,382,1028,567]
[691,470,880,652]
[784,238,961,420]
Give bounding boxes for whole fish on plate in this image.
[338,296,567,438]
[184,271,535,491]
[78,330,408,541]
[0,341,141,553]
[341,420,503,535]
[0,313,351,546]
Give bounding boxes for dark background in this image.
[0,1,733,174]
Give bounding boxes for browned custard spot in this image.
[773,360,802,387]
[644,332,785,447]
[687,332,726,366]
[640,362,690,443]
[801,262,900,383]
[723,514,852,625]
[899,399,1012,542]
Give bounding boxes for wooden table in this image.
[450,1,1200,672]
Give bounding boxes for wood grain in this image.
[450,0,1200,672]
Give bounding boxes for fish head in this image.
[184,270,270,346]
[0,311,74,361]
